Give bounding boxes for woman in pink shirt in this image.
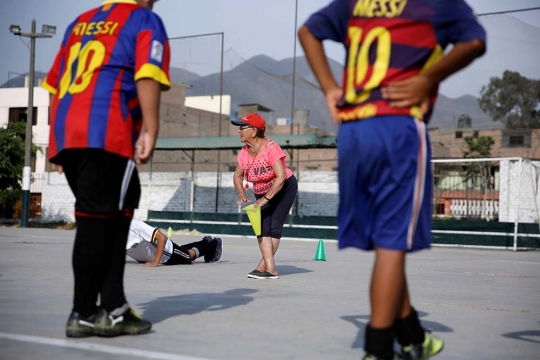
[232,113,298,279]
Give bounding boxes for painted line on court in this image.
[416,303,540,315]
[0,332,216,360]
[410,267,540,279]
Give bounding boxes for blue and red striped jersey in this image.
[43,0,171,161]
[303,0,486,122]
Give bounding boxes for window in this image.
[9,107,38,125]
[502,131,531,148]
[455,131,463,139]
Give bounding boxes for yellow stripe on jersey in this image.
[41,78,57,95]
[135,63,171,90]
[151,229,159,244]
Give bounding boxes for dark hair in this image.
[255,128,265,138]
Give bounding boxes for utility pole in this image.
[9,20,55,227]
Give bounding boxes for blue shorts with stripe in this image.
[337,115,432,252]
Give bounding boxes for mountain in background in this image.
[1,56,503,131]
[182,54,503,131]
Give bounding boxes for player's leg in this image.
[80,151,150,337]
[61,149,108,338]
[395,126,444,360]
[364,248,406,359]
[164,237,220,264]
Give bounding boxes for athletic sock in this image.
[365,324,395,360]
[72,215,108,317]
[394,307,425,346]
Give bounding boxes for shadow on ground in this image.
[138,288,257,324]
[502,321,540,344]
[275,265,313,276]
[341,311,453,349]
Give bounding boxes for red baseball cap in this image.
[231,113,266,131]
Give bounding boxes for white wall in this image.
[41,171,340,222]
[499,159,540,223]
[185,95,231,115]
[0,87,50,173]
[42,162,540,224]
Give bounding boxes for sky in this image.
[0,0,539,99]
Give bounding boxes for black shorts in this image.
[58,149,141,214]
[163,242,192,265]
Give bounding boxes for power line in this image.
[477,6,540,16]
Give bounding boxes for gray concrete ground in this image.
[0,227,539,360]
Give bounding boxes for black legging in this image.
[256,175,298,239]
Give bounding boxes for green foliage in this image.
[0,122,27,217]
[479,70,540,129]
[462,136,495,159]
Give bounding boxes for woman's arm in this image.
[254,158,287,209]
[233,163,250,205]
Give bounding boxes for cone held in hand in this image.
[315,239,326,261]
[243,204,261,236]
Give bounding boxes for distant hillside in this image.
[183,54,502,131]
[2,56,503,131]
[0,72,47,88]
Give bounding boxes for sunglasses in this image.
[239,125,255,130]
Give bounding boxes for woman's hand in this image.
[237,195,251,206]
[254,197,269,209]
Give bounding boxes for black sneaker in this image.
[66,311,96,338]
[211,237,223,263]
[250,271,279,279]
[93,307,152,337]
[247,269,264,278]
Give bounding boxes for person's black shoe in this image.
[66,311,96,338]
[211,237,223,263]
[247,269,264,278]
[250,271,279,279]
[93,307,151,337]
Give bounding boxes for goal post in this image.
[432,157,540,251]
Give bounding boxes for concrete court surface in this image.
[0,227,539,360]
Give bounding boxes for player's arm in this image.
[298,25,342,124]
[143,229,167,267]
[234,164,250,205]
[382,39,485,112]
[135,79,161,165]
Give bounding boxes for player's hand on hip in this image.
[135,132,157,165]
[52,164,64,174]
[325,87,343,125]
[381,74,434,114]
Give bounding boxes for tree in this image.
[462,135,496,219]
[478,70,540,129]
[0,122,26,218]
[462,136,495,159]
[0,122,40,218]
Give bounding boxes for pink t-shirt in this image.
[237,139,294,195]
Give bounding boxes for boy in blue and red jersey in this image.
[42,0,170,338]
[299,1,486,359]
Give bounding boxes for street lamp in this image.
[9,20,55,227]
